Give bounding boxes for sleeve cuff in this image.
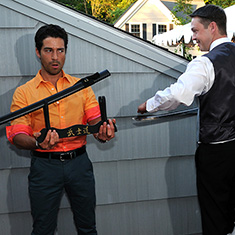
[146,97,159,113]
[6,124,33,144]
[84,105,101,123]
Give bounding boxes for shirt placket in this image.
[56,79,67,151]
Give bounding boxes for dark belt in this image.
[32,146,86,161]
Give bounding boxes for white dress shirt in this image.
[146,37,231,113]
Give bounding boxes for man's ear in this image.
[209,21,217,34]
[35,48,41,59]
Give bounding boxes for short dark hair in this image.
[35,24,68,52]
[190,4,227,35]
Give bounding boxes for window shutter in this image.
[152,23,156,37]
[143,23,147,40]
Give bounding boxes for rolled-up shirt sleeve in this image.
[6,85,34,144]
[6,124,33,144]
[146,56,215,113]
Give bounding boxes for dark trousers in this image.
[195,140,235,235]
[28,151,97,235]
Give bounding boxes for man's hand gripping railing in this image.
[37,96,117,143]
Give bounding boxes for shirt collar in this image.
[210,37,231,51]
[35,69,71,88]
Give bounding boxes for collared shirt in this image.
[146,37,231,113]
[6,70,101,152]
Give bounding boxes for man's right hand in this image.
[34,130,59,150]
[137,101,147,114]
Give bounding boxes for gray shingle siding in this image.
[0,0,200,234]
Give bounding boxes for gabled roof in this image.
[115,0,175,28]
[161,1,198,20]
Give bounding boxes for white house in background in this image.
[114,0,204,42]
[153,4,235,58]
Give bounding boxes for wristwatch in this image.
[35,140,44,150]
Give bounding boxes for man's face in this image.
[191,17,213,51]
[36,37,66,76]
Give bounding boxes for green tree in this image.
[204,0,235,8]
[54,0,92,14]
[87,0,117,23]
[171,0,194,25]
[54,0,137,24]
[109,0,137,24]
[85,0,137,23]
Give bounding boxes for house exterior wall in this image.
[118,0,175,41]
[116,0,205,42]
[0,0,201,234]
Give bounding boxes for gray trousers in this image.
[29,151,97,235]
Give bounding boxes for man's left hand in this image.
[95,119,116,142]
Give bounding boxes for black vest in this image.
[199,42,235,143]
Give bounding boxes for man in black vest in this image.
[138,4,235,235]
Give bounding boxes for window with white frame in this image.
[158,24,167,34]
[152,23,173,37]
[131,24,140,37]
[125,23,147,40]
